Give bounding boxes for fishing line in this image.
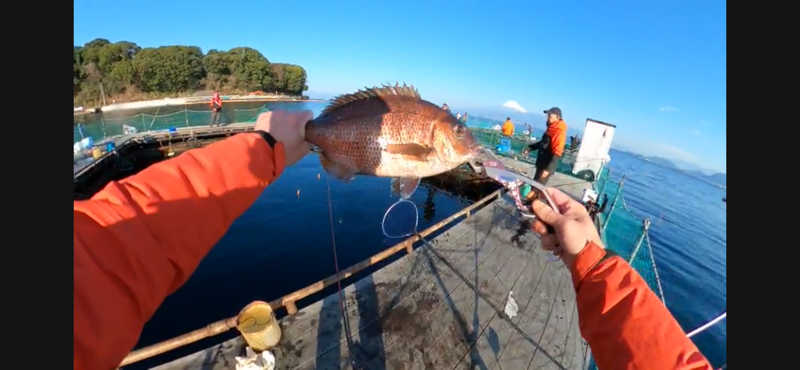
[381,198,419,239]
[324,174,358,369]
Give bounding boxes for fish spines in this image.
[321,83,421,116]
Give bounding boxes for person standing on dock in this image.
[502,117,514,137]
[526,107,567,184]
[209,91,223,126]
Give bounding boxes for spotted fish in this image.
[305,84,478,198]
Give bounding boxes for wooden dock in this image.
[151,171,593,370]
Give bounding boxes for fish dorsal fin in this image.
[322,83,420,116]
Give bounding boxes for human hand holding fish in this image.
[254,110,313,166]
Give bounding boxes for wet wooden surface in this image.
[153,176,593,369]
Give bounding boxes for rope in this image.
[644,230,667,305]
[622,195,660,223]
[686,312,726,338]
[148,106,160,130]
[323,175,358,369]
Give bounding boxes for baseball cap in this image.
[543,107,562,118]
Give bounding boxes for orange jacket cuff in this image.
[245,132,287,180]
[570,240,606,289]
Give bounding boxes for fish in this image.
[305,84,478,199]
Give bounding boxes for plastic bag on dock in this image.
[504,291,519,318]
[235,347,275,370]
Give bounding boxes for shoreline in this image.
[74,95,328,116]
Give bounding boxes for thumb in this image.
[299,110,313,140]
[531,199,561,226]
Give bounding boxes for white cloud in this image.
[502,100,528,113]
[659,106,679,112]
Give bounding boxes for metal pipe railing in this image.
[602,175,626,233]
[628,218,651,263]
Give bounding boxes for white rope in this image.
[644,230,667,305]
[686,312,726,338]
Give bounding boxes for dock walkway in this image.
[154,170,593,370]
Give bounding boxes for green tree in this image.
[77,40,141,97]
[96,41,140,74]
[202,49,232,90]
[228,47,273,91]
[133,46,205,92]
[270,63,288,92]
[74,46,84,95]
[73,38,309,106]
[282,64,307,95]
[107,59,136,94]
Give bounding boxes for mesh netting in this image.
[73,104,271,143]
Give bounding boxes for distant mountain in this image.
[643,156,678,169]
[611,148,726,187]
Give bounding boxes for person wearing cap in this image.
[442,103,450,112]
[210,91,223,127]
[502,117,514,137]
[526,107,567,184]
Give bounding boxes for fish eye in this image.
[454,124,466,136]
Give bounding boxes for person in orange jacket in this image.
[502,116,514,137]
[74,110,712,369]
[526,107,567,184]
[209,91,223,126]
[529,188,712,369]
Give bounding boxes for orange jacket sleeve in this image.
[73,133,285,370]
[571,241,712,370]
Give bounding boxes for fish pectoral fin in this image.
[320,154,357,182]
[391,177,421,199]
[384,143,433,161]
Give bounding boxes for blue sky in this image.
[75,0,726,172]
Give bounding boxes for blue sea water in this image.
[602,149,726,367]
[121,102,725,368]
